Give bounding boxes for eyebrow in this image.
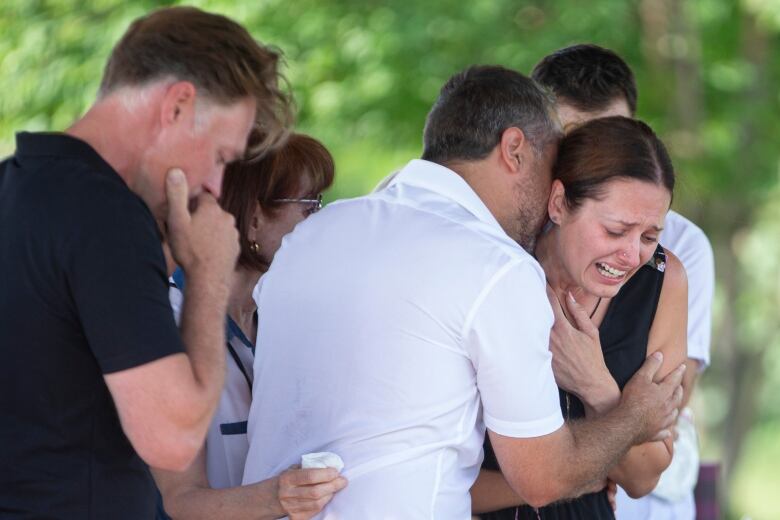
[606,218,664,232]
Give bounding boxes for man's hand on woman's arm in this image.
[486,353,684,509]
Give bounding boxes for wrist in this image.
[252,476,286,518]
[185,264,232,299]
[613,391,650,446]
[582,377,621,417]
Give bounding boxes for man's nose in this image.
[203,167,224,199]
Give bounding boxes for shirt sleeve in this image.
[462,259,563,438]
[675,228,715,370]
[66,194,185,374]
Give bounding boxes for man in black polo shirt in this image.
[0,7,291,519]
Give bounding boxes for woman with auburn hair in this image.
[472,116,688,519]
[154,133,347,520]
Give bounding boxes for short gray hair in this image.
[422,65,561,164]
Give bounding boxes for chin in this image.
[586,280,623,299]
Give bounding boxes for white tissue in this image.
[301,451,344,472]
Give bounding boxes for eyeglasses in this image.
[273,193,323,215]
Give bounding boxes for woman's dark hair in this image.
[220,132,335,272]
[554,116,674,210]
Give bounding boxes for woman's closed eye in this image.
[605,228,626,238]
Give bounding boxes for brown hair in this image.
[220,133,335,272]
[554,116,674,210]
[99,6,293,156]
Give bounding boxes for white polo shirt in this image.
[617,210,714,519]
[243,159,563,519]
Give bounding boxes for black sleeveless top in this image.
[480,245,667,520]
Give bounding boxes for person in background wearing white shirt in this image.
[243,65,685,518]
[154,133,347,520]
[531,44,715,519]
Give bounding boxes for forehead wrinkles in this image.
[590,193,669,230]
[598,205,667,229]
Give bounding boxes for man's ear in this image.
[498,127,528,174]
[548,179,567,225]
[159,81,197,127]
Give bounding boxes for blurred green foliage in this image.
[2,0,780,517]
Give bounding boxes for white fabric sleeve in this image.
[463,259,563,438]
[683,232,714,370]
[671,227,714,370]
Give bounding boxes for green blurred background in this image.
[1,0,779,518]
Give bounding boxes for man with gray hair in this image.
[243,65,684,517]
[0,7,290,518]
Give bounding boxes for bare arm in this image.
[607,251,688,497]
[153,448,347,520]
[153,448,282,520]
[470,469,610,513]
[471,469,526,514]
[471,465,617,514]
[105,170,238,471]
[487,353,684,508]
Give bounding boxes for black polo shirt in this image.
[0,133,185,519]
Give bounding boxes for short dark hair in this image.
[422,65,560,164]
[100,6,293,157]
[554,116,674,210]
[532,44,637,116]
[220,133,335,272]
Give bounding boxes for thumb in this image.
[635,351,664,382]
[165,168,190,232]
[659,364,686,393]
[565,292,599,337]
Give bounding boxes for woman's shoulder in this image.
[659,247,688,297]
[645,247,688,375]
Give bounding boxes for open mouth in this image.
[596,262,627,280]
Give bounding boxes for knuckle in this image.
[303,486,321,499]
